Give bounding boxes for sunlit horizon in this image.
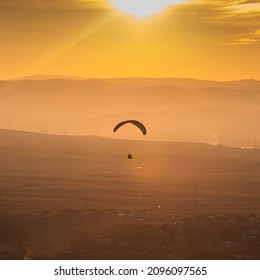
[0,0,259,81]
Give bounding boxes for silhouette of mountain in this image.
[0,77,259,146]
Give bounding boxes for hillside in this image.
[0,129,260,215]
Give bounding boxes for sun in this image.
[109,0,184,18]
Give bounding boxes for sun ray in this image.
[28,14,120,77]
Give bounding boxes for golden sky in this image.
[0,0,260,80]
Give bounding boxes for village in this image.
[0,208,260,260]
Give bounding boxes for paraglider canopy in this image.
[113,120,147,135]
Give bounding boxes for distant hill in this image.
[0,128,252,159]
[107,77,260,91]
[0,77,260,146]
[6,76,260,90]
[0,128,259,176]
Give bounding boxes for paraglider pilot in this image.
[113,120,147,160]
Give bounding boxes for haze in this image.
[1,0,260,261]
[1,77,260,146]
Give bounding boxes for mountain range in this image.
[0,76,259,146]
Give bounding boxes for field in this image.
[1,129,260,217]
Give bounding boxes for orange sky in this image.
[0,0,260,80]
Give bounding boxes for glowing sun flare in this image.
[109,0,184,18]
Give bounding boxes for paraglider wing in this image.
[113,120,147,135]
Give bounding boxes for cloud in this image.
[230,29,260,44]
[238,0,260,4]
[178,1,260,45]
[0,0,103,10]
[217,1,260,44]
